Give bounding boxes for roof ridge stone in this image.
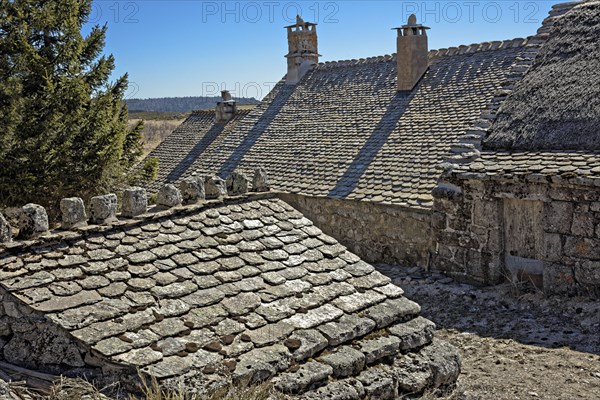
[316,37,529,68]
[0,170,274,249]
[0,191,277,252]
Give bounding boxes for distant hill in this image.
[125,96,260,113]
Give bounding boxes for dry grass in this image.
[128,119,185,156]
[129,373,285,400]
[46,376,111,400]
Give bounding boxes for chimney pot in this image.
[393,14,430,91]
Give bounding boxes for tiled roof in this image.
[448,151,600,185]
[0,195,459,396]
[142,109,251,192]
[171,40,529,209]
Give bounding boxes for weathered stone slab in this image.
[226,171,249,196]
[245,321,295,347]
[259,279,311,302]
[90,194,118,224]
[344,261,375,277]
[232,344,292,384]
[357,335,401,365]
[255,300,296,322]
[374,283,404,298]
[288,329,329,361]
[4,271,55,291]
[284,304,344,329]
[420,339,462,388]
[252,167,270,192]
[60,197,87,229]
[388,316,435,352]
[357,366,396,400]
[347,271,391,290]
[114,347,163,366]
[273,360,333,394]
[18,204,49,238]
[205,176,226,199]
[156,184,182,208]
[319,346,366,378]
[302,378,365,400]
[93,336,133,356]
[35,290,102,312]
[184,305,228,328]
[179,176,205,204]
[332,291,387,314]
[122,187,147,217]
[317,314,376,347]
[363,297,421,328]
[221,292,261,316]
[151,281,198,299]
[0,212,12,243]
[143,354,197,379]
[150,318,189,338]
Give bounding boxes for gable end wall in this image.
[432,177,600,298]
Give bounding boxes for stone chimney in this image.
[285,15,319,85]
[393,14,430,91]
[215,90,236,123]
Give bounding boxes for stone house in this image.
[143,1,599,297]
[0,185,460,397]
[432,0,600,297]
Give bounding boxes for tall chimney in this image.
[285,15,319,85]
[394,14,430,91]
[215,90,236,123]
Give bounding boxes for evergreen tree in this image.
[0,0,153,215]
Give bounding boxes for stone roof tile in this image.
[158,43,529,209]
[0,195,458,398]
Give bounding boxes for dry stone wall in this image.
[0,285,122,383]
[279,194,432,269]
[432,177,600,298]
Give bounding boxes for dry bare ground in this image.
[376,264,600,400]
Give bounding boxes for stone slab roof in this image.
[446,150,600,186]
[484,1,600,151]
[142,109,251,192]
[150,41,530,209]
[0,195,459,397]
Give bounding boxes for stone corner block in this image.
[179,176,205,204]
[204,175,227,200]
[60,197,88,229]
[226,171,249,196]
[156,184,182,208]
[252,167,270,192]
[18,203,49,238]
[0,212,12,243]
[122,187,147,217]
[90,194,118,224]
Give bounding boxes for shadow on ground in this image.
[375,264,600,356]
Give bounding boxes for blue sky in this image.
[85,1,556,99]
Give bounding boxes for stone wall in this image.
[432,178,600,298]
[278,194,432,268]
[0,285,111,378]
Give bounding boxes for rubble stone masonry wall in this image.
[278,194,432,269]
[432,177,600,298]
[0,286,109,377]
